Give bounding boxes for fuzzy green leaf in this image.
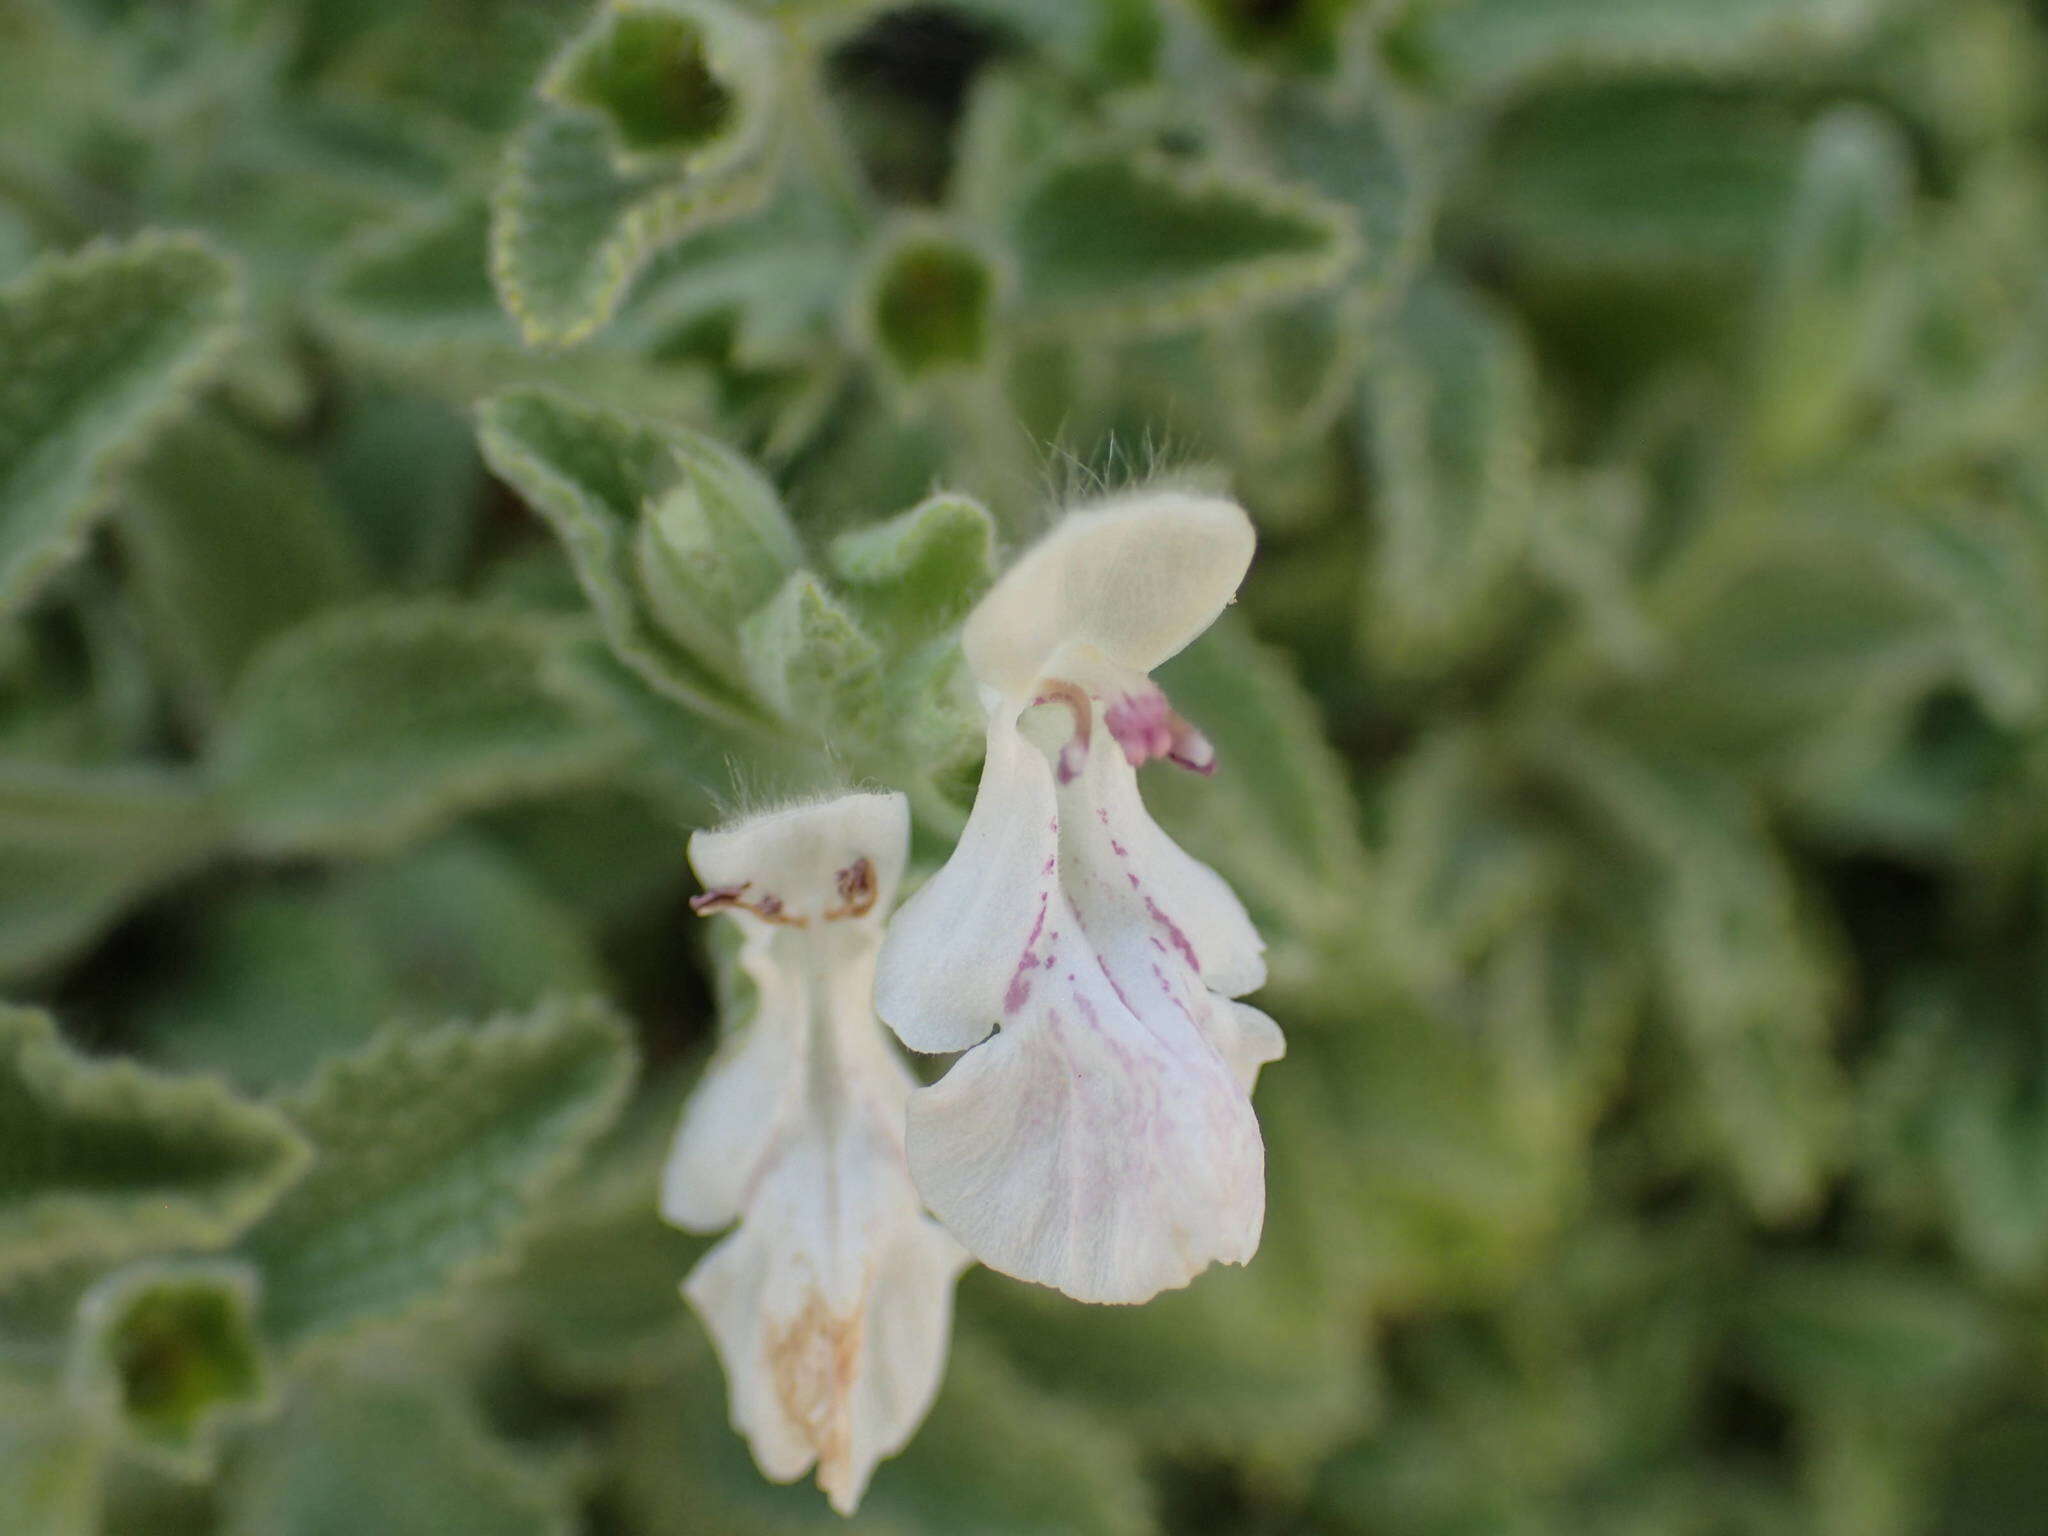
[632,426,801,684]
[1361,279,1539,671]
[1741,1260,1999,1417]
[135,835,607,1092]
[240,997,634,1352]
[223,1364,575,1536]
[856,226,1002,385]
[1530,730,1847,1219]
[1749,109,1916,466]
[119,412,369,724]
[68,1260,269,1477]
[0,761,225,980]
[0,1005,309,1283]
[738,570,886,748]
[1009,152,1359,337]
[1472,84,1804,278]
[1425,0,1885,89]
[475,387,773,722]
[214,602,632,856]
[319,199,717,421]
[828,490,997,644]
[0,1402,101,1536]
[491,105,777,347]
[539,0,776,175]
[0,234,241,615]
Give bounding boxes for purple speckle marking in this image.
[1145,895,1201,973]
[1109,836,1129,858]
[1098,956,1137,1015]
[1003,894,1050,1014]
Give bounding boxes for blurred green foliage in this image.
[2,0,2047,1531]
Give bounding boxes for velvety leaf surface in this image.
[0,1006,309,1282]
[214,602,632,855]
[223,1364,575,1536]
[0,234,241,615]
[241,997,634,1351]
[0,761,225,979]
[1009,153,1359,336]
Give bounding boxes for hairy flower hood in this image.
[661,792,966,1514]
[875,490,1284,1306]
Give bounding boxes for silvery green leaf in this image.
[475,388,772,722]
[0,1402,101,1536]
[491,105,779,348]
[214,602,632,857]
[67,1259,269,1477]
[1376,725,1559,1002]
[827,490,996,645]
[118,412,369,725]
[318,386,480,591]
[0,761,225,980]
[0,1005,310,1283]
[538,0,778,176]
[1740,1260,1999,1418]
[738,570,887,749]
[0,233,241,615]
[1360,279,1539,672]
[1749,108,1916,467]
[1184,0,1364,73]
[1008,151,1360,338]
[1528,729,1847,1220]
[1262,68,1434,310]
[241,996,634,1353]
[1423,0,1886,91]
[319,199,716,421]
[487,1081,702,1388]
[135,835,607,1093]
[852,221,1005,390]
[631,421,801,685]
[223,1364,575,1536]
[1469,83,1804,279]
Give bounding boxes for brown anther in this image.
[689,882,808,926]
[823,857,878,921]
[1032,678,1093,784]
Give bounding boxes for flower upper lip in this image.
[961,490,1256,705]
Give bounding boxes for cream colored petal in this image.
[659,935,804,1232]
[905,927,1265,1305]
[963,491,1256,702]
[685,1132,965,1514]
[874,718,1059,1054]
[689,791,909,925]
[1212,1000,1286,1093]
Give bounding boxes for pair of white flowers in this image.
[659,491,1283,1512]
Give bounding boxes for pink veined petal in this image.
[1071,719,1268,999]
[904,929,1265,1304]
[875,716,1060,1054]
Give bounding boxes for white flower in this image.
[875,490,1284,1306]
[660,791,967,1515]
